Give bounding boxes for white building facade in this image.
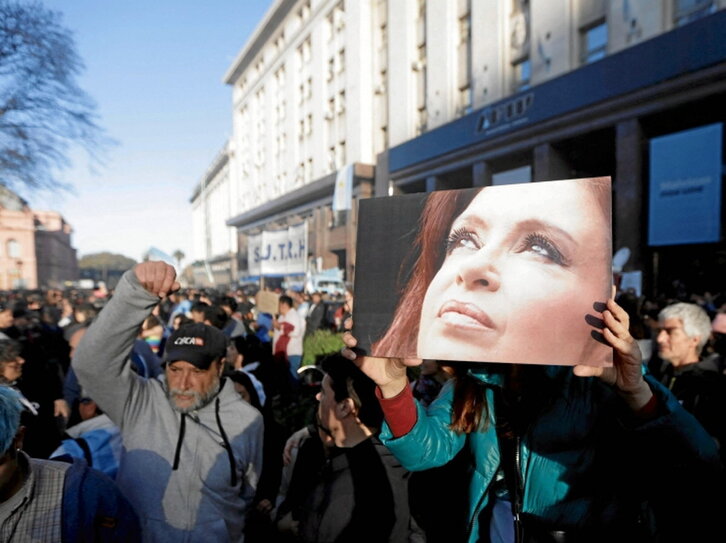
[190,144,239,286]
[192,0,726,292]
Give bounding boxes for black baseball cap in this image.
[164,323,227,370]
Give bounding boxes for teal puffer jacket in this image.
[380,367,720,542]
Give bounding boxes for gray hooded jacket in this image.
[73,270,263,542]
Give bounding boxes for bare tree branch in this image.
[0,1,111,195]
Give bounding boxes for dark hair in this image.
[142,315,161,330]
[321,353,383,431]
[74,302,98,321]
[0,339,22,387]
[373,190,477,358]
[173,314,192,328]
[191,301,209,313]
[0,339,21,363]
[220,296,238,313]
[40,305,61,325]
[203,305,228,329]
[232,334,264,364]
[225,371,262,411]
[279,295,293,309]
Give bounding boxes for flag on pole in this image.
[332,163,354,211]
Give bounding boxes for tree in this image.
[172,249,185,269]
[79,252,137,272]
[0,1,107,194]
[78,252,136,288]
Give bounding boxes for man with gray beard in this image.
[73,262,263,542]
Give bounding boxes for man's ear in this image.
[217,358,226,376]
[13,426,25,451]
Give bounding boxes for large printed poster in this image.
[353,177,614,367]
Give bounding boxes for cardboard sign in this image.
[255,290,280,317]
[353,177,613,367]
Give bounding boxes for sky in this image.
[26,0,273,264]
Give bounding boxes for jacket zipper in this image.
[513,435,523,543]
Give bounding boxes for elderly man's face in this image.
[165,360,222,413]
[657,317,700,367]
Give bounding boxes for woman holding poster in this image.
[346,178,723,541]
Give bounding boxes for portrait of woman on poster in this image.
[372,177,613,367]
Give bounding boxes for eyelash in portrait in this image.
[445,227,480,254]
[522,232,569,266]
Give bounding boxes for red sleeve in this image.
[375,384,417,437]
[634,393,659,420]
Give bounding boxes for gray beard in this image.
[166,374,221,414]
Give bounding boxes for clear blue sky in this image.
[27,0,272,263]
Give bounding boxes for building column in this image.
[374,149,390,197]
[425,175,439,192]
[615,118,645,274]
[472,161,491,187]
[533,142,571,181]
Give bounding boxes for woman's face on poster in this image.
[417,180,611,366]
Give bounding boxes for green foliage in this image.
[78,252,136,271]
[302,329,345,367]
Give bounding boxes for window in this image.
[298,0,311,23]
[328,146,336,170]
[297,36,312,64]
[674,0,716,26]
[7,239,20,258]
[337,48,345,74]
[275,66,286,88]
[274,32,286,53]
[415,43,426,132]
[512,58,530,92]
[457,0,472,115]
[328,57,335,81]
[336,140,346,167]
[305,158,313,182]
[582,21,607,64]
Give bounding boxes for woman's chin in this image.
[418,339,493,364]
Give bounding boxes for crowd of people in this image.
[0,260,724,542]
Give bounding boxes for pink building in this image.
[0,186,78,289]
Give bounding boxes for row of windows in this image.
[509,0,716,94]
[240,0,718,124]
